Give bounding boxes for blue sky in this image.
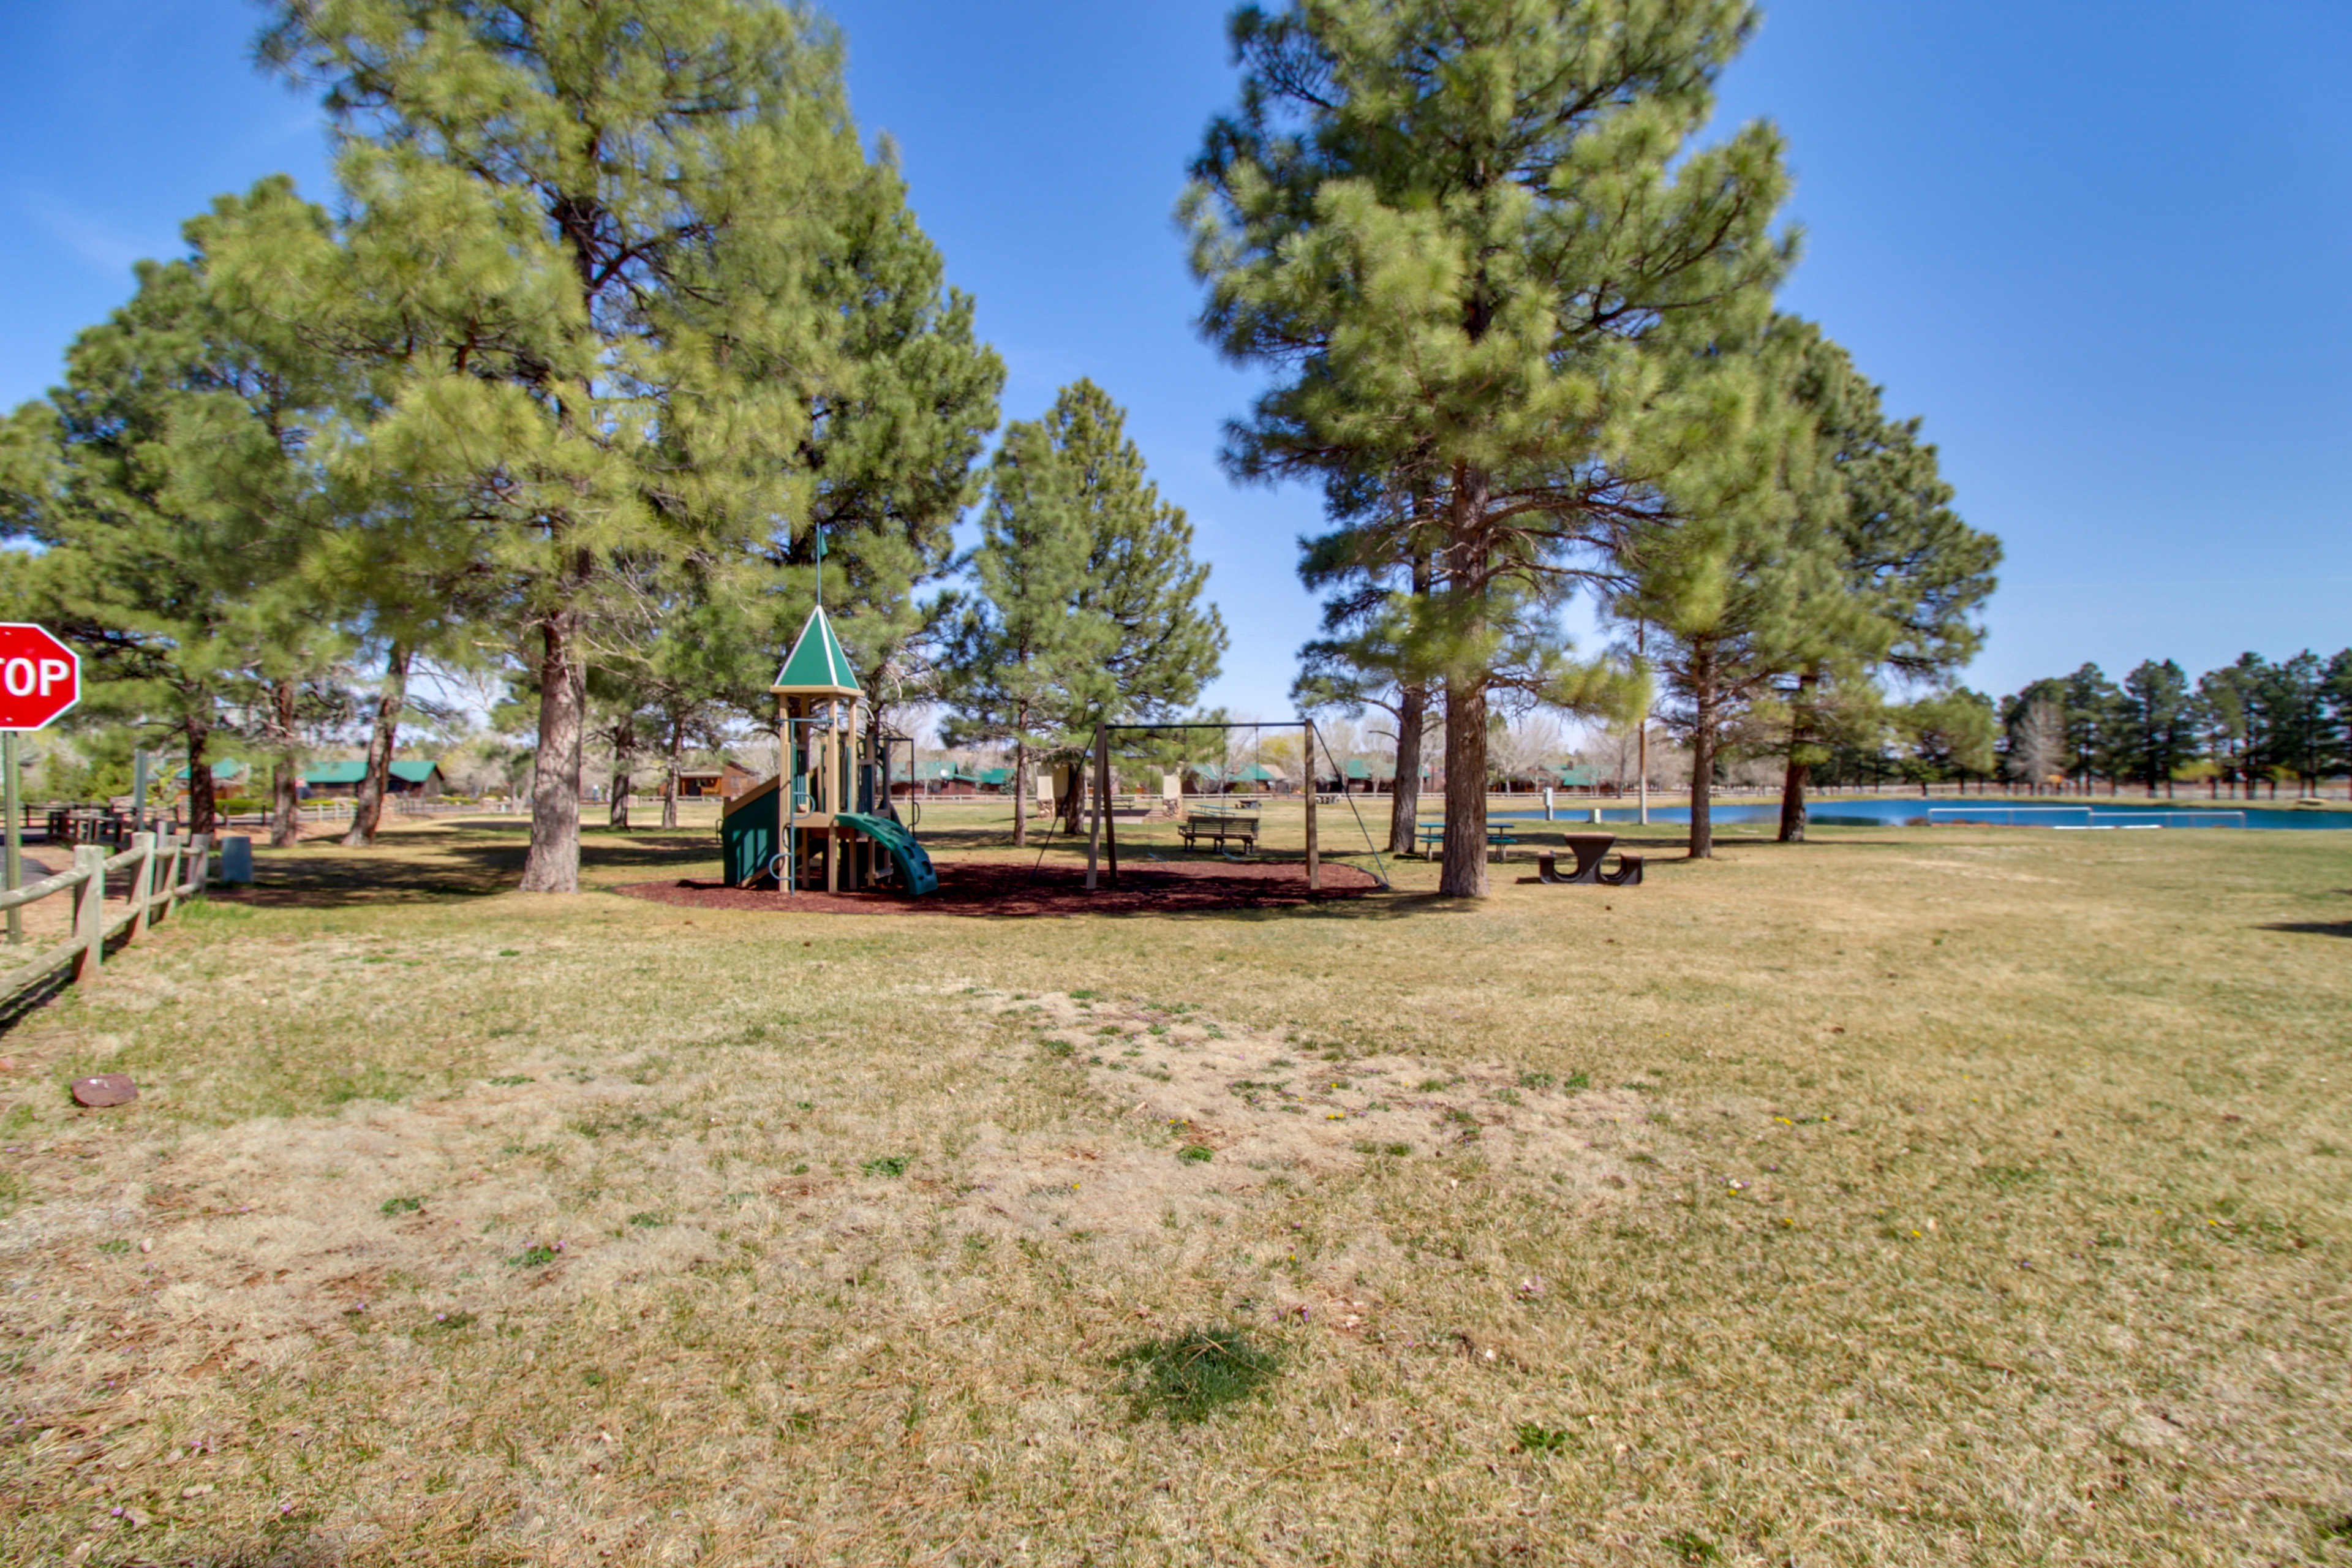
[5,2,2346,720]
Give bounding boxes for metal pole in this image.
[1637,622,1650,826]
[1302,715,1320,893]
[3,731,20,945]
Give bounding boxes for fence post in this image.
[127,831,157,938]
[73,843,105,979]
[186,833,211,897]
[157,834,184,922]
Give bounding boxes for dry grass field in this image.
[0,802,2346,1566]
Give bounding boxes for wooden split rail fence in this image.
[1,832,213,1009]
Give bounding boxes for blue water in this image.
[1490,798,2351,831]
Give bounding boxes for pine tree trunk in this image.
[1436,466,1491,898]
[1688,637,1719,860]
[1778,669,1816,843]
[1012,731,1028,850]
[1060,757,1085,837]
[1387,541,1434,856]
[1438,673,1488,896]
[609,715,633,829]
[183,714,217,837]
[1389,682,1426,856]
[520,604,587,894]
[1778,756,1809,844]
[269,679,300,849]
[661,717,682,830]
[343,642,410,848]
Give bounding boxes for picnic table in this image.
[1536,831,1643,886]
[1413,823,1518,861]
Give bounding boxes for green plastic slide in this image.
[835,812,939,897]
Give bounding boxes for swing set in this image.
[1078,719,1392,894]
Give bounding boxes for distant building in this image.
[300,760,447,798]
[676,760,759,799]
[175,760,247,788]
[895,760,982,797]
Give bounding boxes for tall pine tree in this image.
[943,381,1226,845]
[249,0,997,891]
[1187,0,1792,894]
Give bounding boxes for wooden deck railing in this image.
[0,831,213,1008]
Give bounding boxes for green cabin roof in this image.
[302,759,441,786]
[771,606,862,697]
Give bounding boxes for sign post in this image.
[2,731,17,946]
[0,624,84,945]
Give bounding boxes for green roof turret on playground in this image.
[720,597,934,897]
[771,605,862,699]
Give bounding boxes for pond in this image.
[1488,798,2351,831]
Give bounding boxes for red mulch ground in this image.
[610,856,1383,917]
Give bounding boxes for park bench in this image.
[1537,832,1644,887]
[1179,812,1260,853]
[1414,823,1519,861]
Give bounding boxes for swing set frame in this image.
[1080,719,1392,893]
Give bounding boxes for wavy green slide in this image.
[835,812,939,897]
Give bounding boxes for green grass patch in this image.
[1114,1326,1281,1425]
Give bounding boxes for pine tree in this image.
[2120,658,2192,796]
[0,182,348,836]
[247,0,993,892]
[942,382,1226,845]
[1187,0,1792,894]
[2060,665,2125,791]
[1768,321,1998,841]
[1894,688,1996,785]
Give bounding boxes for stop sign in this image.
[0,624,80,731]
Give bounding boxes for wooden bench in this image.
[1179,812,1260,853]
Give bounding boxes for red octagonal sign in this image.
[0,624,80,731]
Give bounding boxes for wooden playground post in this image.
[1084,725,1106,891]
[1101,726,1120,888]
[823,705,840,893]
[1302,716,1321,893]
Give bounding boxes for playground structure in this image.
[709,586,1381,903]
[719,606,937,897]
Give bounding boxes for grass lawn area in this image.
[1,804,2347,1565]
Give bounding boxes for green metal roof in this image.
[1554,766,1597,786]
[772,606,862,696]
[175,760,246,782]
[976,767,1011,786]
[302,759,442,786]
